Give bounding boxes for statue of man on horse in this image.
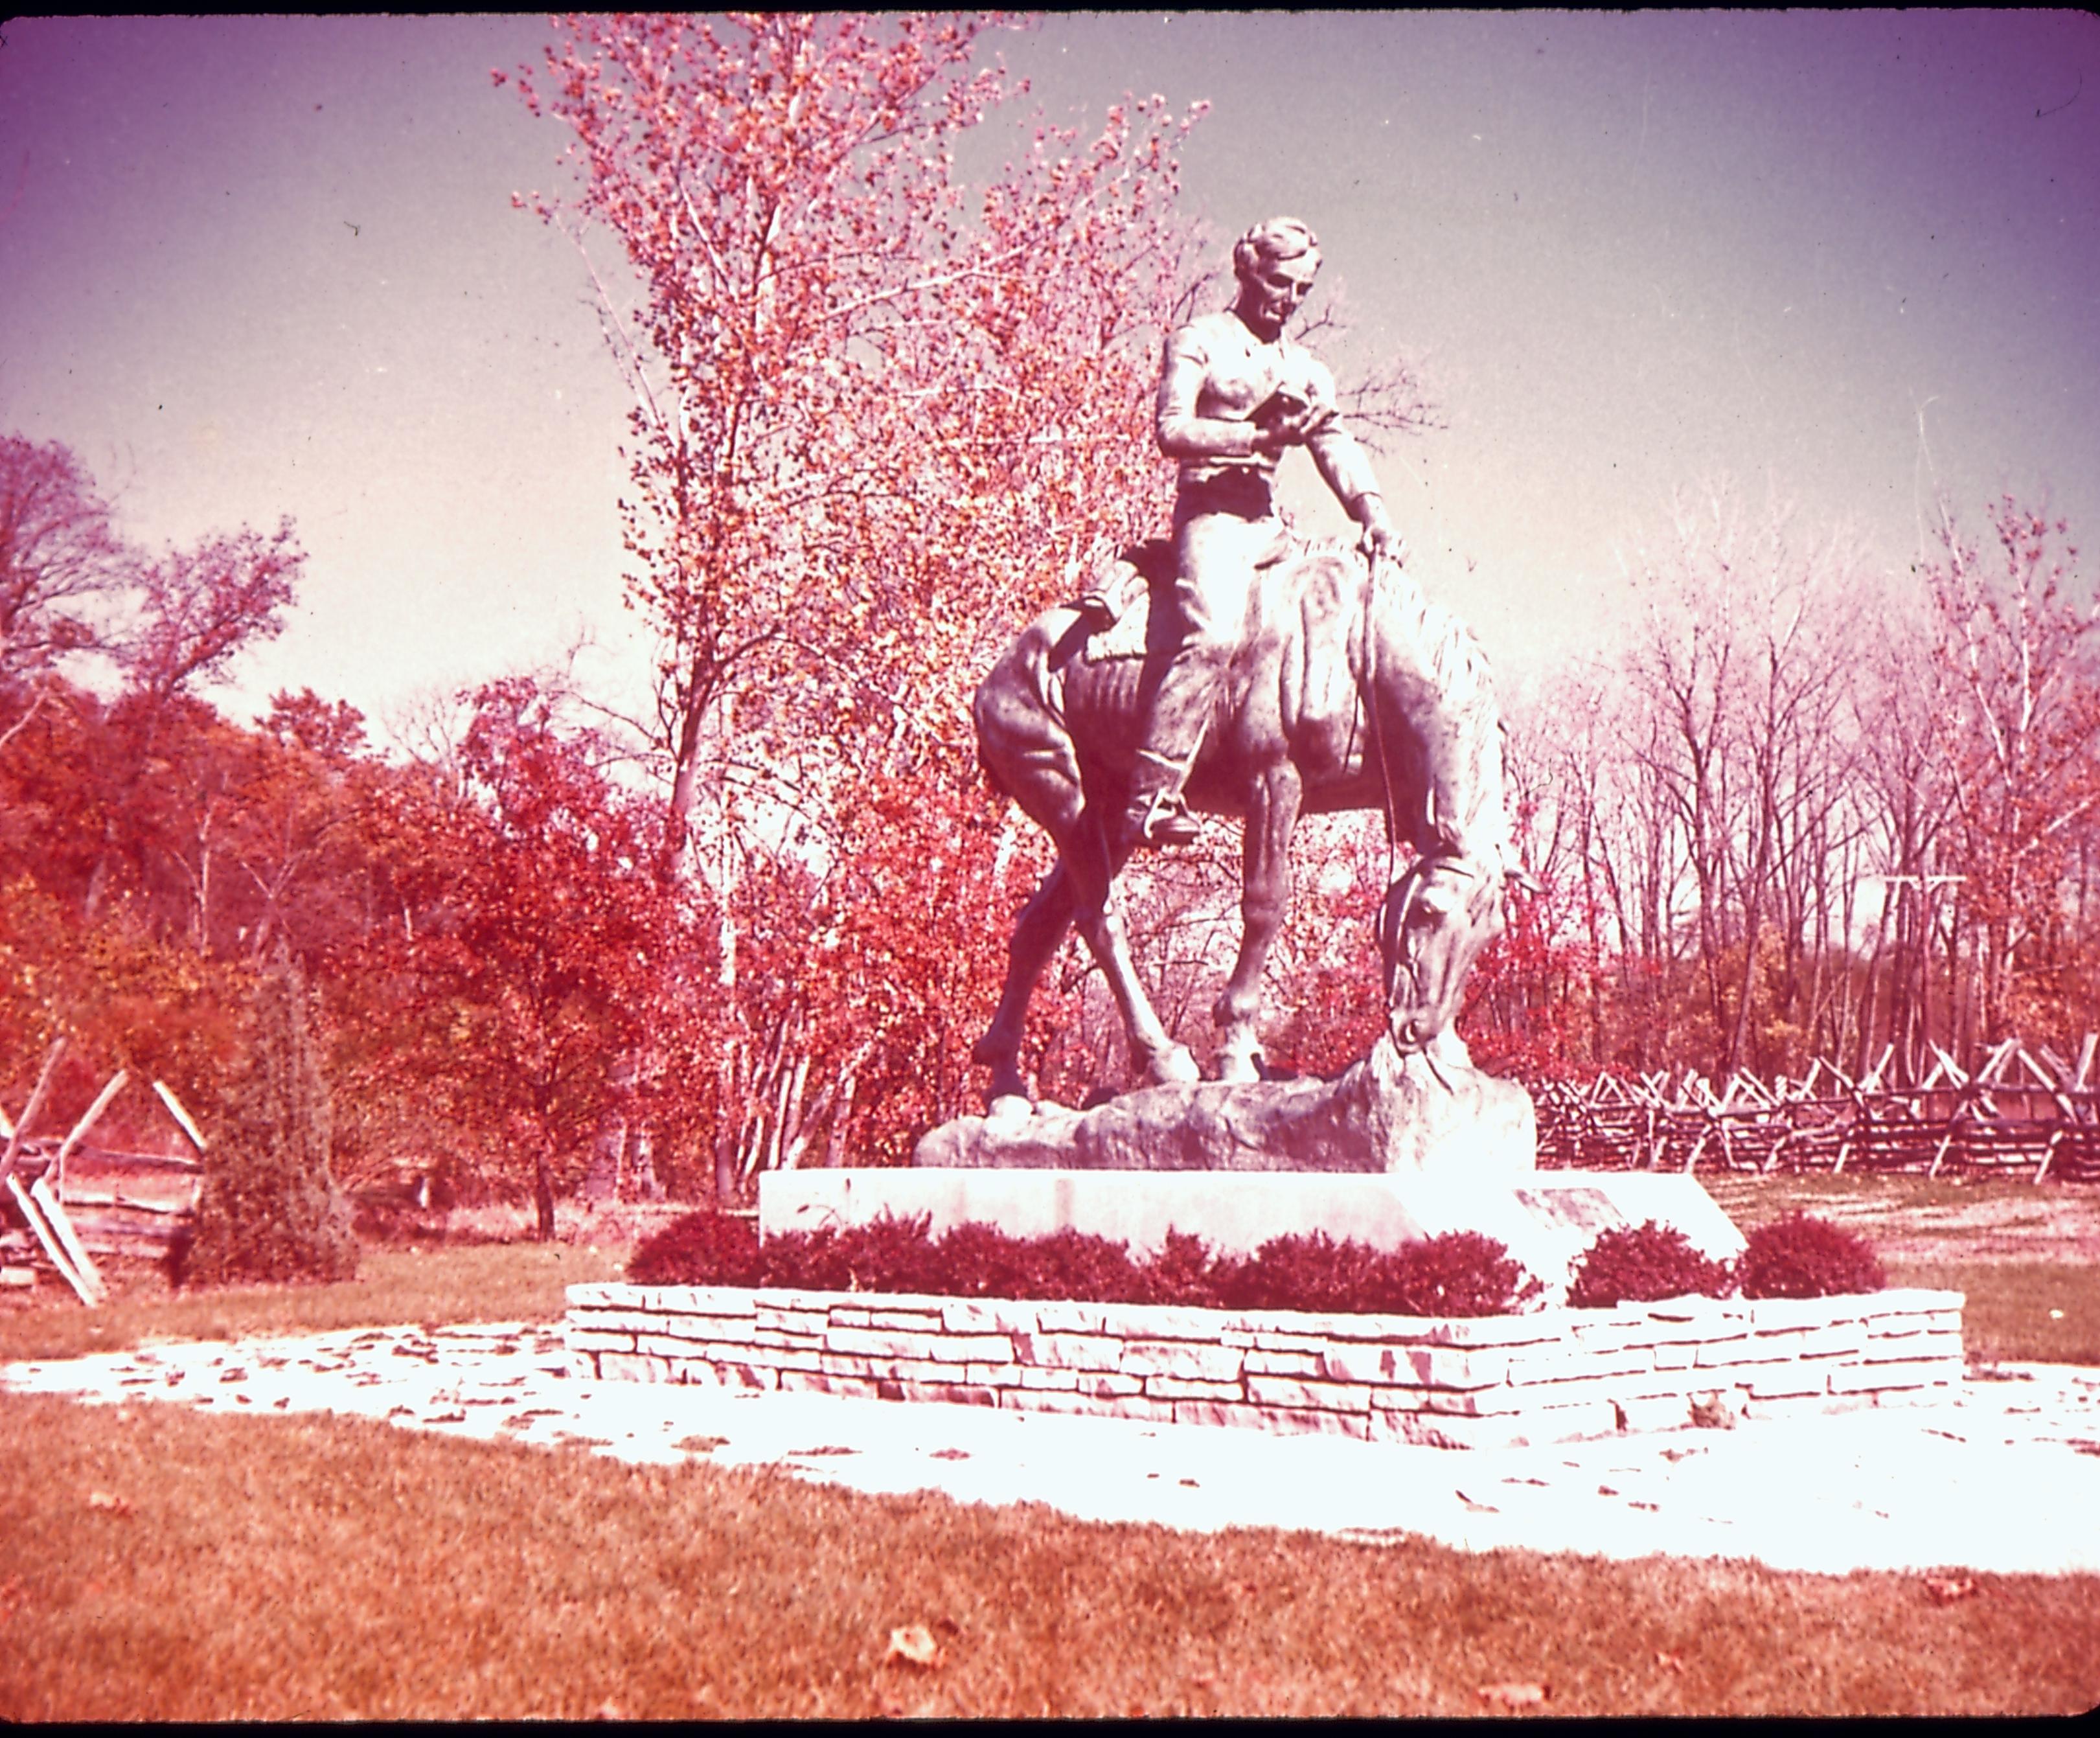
[969,217,1519,1119]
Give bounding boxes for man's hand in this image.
[1357,503,1402,567]
[1250,386,1334,456]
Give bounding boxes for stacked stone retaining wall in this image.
[565,1283,1963,1448]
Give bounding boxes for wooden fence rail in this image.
[0,1055,205,1298]
[1528,1036,2100,1182]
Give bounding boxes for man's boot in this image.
[1119,748,1204,850]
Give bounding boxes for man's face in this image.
[1237,251,1319,339]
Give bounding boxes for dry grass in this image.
[1,1390,2095,1720]
[0,1242,625,1365]
[1891,1261,2100,1367]
[6,1174,2095,1369]
[1701,1173,2100,1263]
[1702,1173,2100,1366]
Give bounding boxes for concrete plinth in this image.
[759,1169,1745,1304]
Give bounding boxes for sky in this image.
[3,12,2096,746]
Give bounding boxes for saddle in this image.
[1074,536,1313,663]
[1075,540,1172,662]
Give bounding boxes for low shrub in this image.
[628,1209,762,1287]
[766,1213,939,1294]
[1213,1231,1537,1318]
[1382,1230,1545,1318]
[624,1211,1538,1317]
[1738,1212,1886,1299]
[1566,1220,1737,1309]
[1137,1229,1229,1307]
[1213,1231,1390,1315]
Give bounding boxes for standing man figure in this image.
[1122,216,1400,849]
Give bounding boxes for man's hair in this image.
[1233,216,1321,281]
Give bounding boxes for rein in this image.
[1355,549,1405,889]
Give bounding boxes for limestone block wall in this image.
[564,1283,1963,1450]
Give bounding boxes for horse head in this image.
[1377,854,1507,1051]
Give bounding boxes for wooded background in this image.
[3,18,2092,1225]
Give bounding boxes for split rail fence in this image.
[0,1040,205,1303]
[1531,1035,2100,1183]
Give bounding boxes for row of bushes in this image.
[628,1209,1885,1316]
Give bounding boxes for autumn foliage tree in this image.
[353,679,696,1235]
[506,13,1221,1182]
[0,435,308,1141]
[1924,499,2100,1046]
[1509,483,2097,1086]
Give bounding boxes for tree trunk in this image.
[713,1043,741,1203]
[533,1153,556,1242]
[626,1122,663,1201]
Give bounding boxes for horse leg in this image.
[1213,764,1303,1084]
[970,860,1079,1111]
[1066,809,1201,1087]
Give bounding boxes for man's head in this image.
[1233,217,1321,339]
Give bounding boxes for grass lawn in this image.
[1886,1262,2100,1366]
[1701,1172,2100,1366]
[2,1389,2095,1719]
[0,1242,626,1365]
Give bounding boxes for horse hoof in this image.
[986,1094,1033,1126]
[1151,1047,1201,1086]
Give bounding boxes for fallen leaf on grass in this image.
[1476,1680,1549,1708]
[884,1624,942,1670]
[86,1490,131,1516]
[1655,1651,1685,1673]
[1923,1576,1978,1605]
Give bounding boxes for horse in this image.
[969,538,1518,1112]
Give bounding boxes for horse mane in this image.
[1371,562,1492,718]
[1364,560,1511,870]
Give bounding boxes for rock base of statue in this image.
[912,1032,1535,1179]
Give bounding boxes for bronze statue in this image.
[971,537,1516,1109]
[1123,216,1399,849]
[967,220,1514,1112]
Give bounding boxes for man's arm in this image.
[1155,325,1259,460]
[1301,363,1399,560]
